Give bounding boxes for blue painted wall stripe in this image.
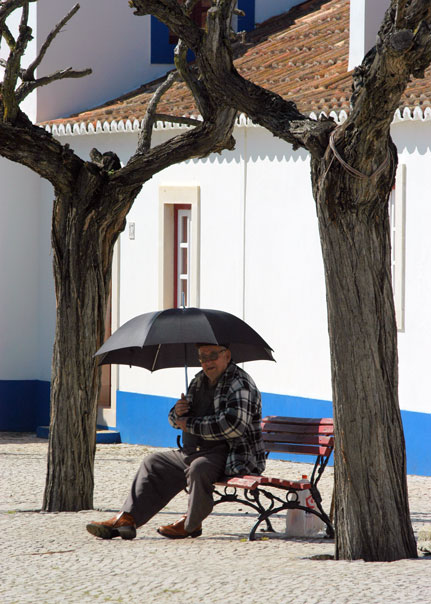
[2,380,429,477]
[115,389,431,476]
[0,380,50,431]
[117,390,179,447]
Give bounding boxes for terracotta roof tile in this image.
[41,0,431,129]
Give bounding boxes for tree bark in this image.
[43,169,139,510]
[310,129,417,560]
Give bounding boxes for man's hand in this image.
[175,417,188,431]
[175,393,190,417]
[175,394,190,431]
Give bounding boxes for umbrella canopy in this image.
[95,307,275,371]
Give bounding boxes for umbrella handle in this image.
[182,295,189,393]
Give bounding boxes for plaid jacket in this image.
[168,362,266,476]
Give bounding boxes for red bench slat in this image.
[261,416,334,458]
[263,418,333,429]
[217,475,313,491]
[262,423,334,435]
[263,433,333,446]
[255,476,311,490]
[216,476,261,490]
[264,442,333,456]
[262,415,334,426]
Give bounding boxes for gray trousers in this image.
[121,444,228,533]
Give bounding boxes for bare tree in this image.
[0,0,237,511]
[128,0,431,561]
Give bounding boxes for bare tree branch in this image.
[136,0,320,153]
[114,106,236,188]
[1,21,15,48]
[123,45,237,181]
[0,55,25,75]
[0,110,83,189]
[1,1,32,121]
[0,0,36,25]
[196,0,319,153]
[24,3,80,81]
[110,2,241,188]
[1,1,91,119]
[16,66,92,102]
[135,70,180,155]
[174,38,215,119]
[89,148,121,172]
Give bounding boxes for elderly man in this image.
[86,343,265,540]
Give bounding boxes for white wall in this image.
[243,127,330,400]
[0,159,44,379]
[349,0,390,70]
[0,4,56,382]
[392,120,431,415]
[37,182,56,380]
[36,0,167,121]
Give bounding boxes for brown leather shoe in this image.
[86,511,136,540]
[157,515,202,539]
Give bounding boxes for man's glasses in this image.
[198,348,227,363]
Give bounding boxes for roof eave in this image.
[42,105,431,138]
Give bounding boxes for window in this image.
[159,185,200,309]
[389,164,406,331]
[151,0,255,64]
[174,205,192,307]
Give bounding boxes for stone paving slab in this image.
[1,433,430,604]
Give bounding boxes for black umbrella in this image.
[95,307,275,388]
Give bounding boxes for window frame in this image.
[158,184,200,309]
[174,204,192,307]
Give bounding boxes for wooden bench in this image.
[213,416,335,541]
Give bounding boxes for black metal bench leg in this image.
[213,488,276,534]
[248,504,334,541]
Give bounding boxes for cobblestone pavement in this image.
[1,432,430,604]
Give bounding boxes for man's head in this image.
[197,344,231,385]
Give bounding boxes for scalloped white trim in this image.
[42,106,431,136]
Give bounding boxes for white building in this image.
[1,0,430,475]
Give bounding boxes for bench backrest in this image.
[261,416,334,458]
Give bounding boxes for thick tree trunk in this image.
[311,136,417,560]
[43,175,135,511]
